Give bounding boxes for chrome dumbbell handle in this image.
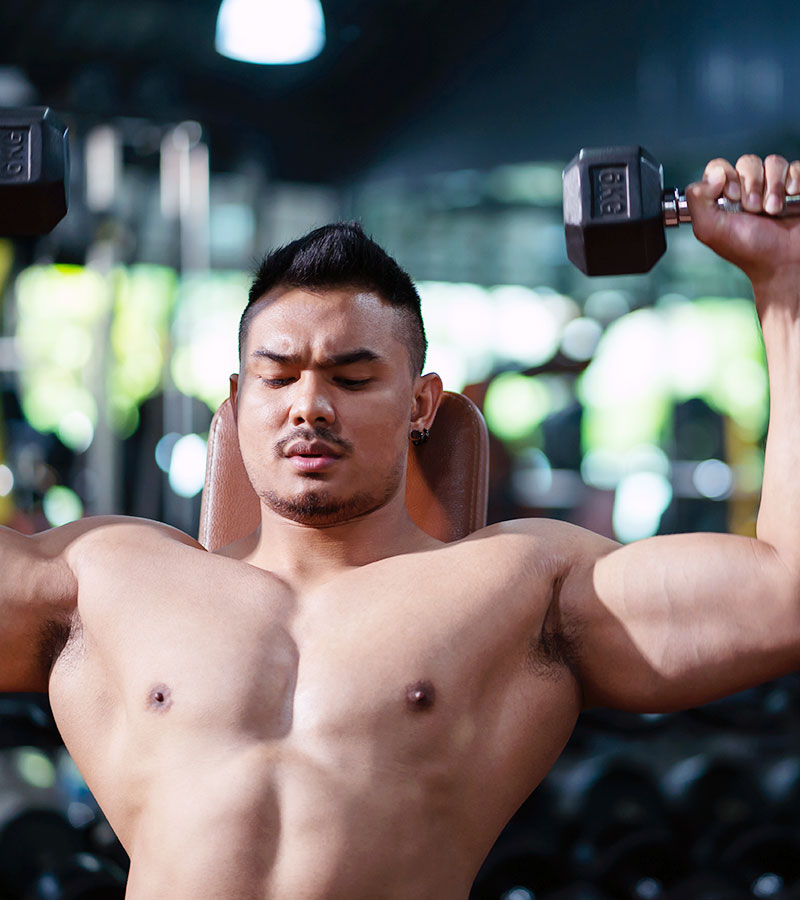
[663,188,800,227]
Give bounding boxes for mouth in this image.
[285,441,344,472]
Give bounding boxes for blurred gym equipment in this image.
[0,107,69,236]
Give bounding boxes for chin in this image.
[258,487,388,526]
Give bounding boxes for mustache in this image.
[274,427,354,457]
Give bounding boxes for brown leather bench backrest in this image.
[198,390,489,549]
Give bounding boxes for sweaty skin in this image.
[4,153,800,899]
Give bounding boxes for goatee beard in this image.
[257,449,405,526]
[259,488,387,526]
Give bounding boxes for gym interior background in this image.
[2,1,800,898]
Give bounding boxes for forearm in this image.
[754,275,800,569]
[574,154,800,714]
[685,155,800,569]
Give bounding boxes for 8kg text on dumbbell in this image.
[594,167,628,217]
[1,127,28,181]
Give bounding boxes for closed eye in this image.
[261,377,294,387]
[335,378,371,389]
[259,375,372,389]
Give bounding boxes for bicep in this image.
[559,528,800,712]
[0,523,83,692]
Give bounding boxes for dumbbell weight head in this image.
[0,107,70,236]
[562,146,666,276]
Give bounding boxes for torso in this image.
[47,521,581,900]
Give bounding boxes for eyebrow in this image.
[250,347,384,368]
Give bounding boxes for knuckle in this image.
[736,153,764,177]
[706,157,730,169]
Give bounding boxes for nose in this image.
[289,373,335,428]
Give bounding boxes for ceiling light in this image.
[215,0,326,65]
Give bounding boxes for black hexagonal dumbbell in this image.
[562,145,800,276]
[0,106,70,236]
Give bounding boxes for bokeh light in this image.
[109,265,175,437]
[43,485,84,527]
[15,265,109,450]
[613,471,673,543]
[168,433,208,498]
[14,747,57,789]
[155,432,182,473]
[693,458,734,500]
[171,272,248,411]
[560,316,603,361]
[0,463,13,497]
[484,373,551,443]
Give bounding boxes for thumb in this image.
[686,166,727,245]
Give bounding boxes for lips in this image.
[286,441,343,459]
[285,440,343,473]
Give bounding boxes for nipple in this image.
[147,683,173,712]
[405,680,435,711]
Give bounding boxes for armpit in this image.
[37,608,81,681]
[526,574,584,681]
[527,626,581,679]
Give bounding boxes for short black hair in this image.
[239,222,427,374]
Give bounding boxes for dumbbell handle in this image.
[663,187,800,227]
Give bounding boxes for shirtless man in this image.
[2,152,800,899]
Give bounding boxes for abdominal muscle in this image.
[117,735,478,900]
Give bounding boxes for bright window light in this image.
[215,0,326,65]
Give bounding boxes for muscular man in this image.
[2,153,800,899]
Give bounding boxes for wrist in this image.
[751,267,800,316]
[751,264,800,295]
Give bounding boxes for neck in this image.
[222,489,439,589]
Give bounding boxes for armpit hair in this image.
[36,610,79,682]
[526,572,584,683]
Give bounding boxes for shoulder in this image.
[6,518,201,691]
[460,517,619,570]
[444,517,621,629]
[35,515,204,574]
[460,518,621,654]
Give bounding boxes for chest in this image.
[50,562,527,755]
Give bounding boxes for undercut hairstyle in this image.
[239,222,427,374]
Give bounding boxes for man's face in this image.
[232,286,434,527]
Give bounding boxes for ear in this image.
[229,373,239,424]
[410,372,443,432]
